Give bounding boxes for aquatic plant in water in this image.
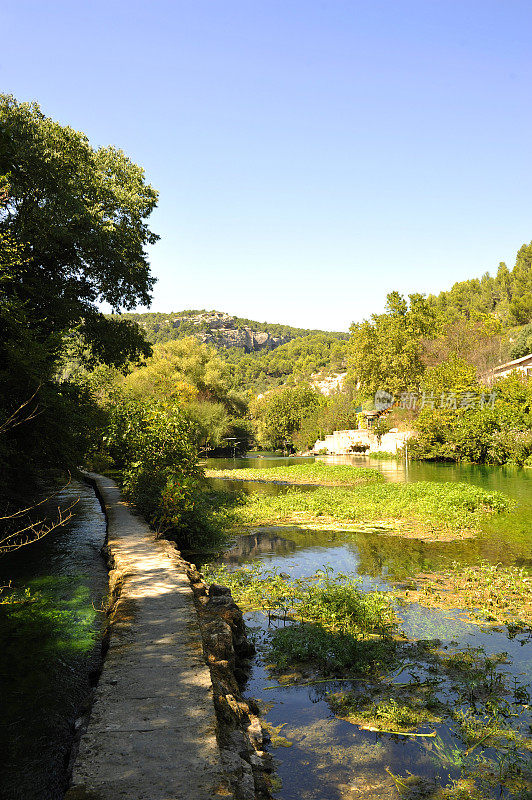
[225,482,511,539]
[205,462,384,486]
[401,561,532,627]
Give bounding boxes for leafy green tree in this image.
[509,323,532,360]
[122,336,246,412]
[293,391,359,452]
[349,292,434,396]
[250,385,321,450]
[1,95,158,343]
[185,400,232,454]
[420,355,479,396]
[411,361,532,464]
[0,95,158,489]
[509,243,532,325]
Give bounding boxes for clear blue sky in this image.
[2,0,532,331]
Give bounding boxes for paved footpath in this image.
[66,473,234,800]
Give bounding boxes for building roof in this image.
[481,351,532,382]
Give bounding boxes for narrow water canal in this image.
[205,455,532,800]
[0,479,108,800]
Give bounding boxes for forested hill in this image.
[427,242,532,327]
[117,309,348,352]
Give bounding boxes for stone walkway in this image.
[66,473,234,800]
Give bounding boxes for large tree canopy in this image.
[0,94,158,353]
[0,95,158,487]
[348,292,434,396]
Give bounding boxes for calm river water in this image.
[0,479,108,800]
[205,455,532,800]
[0,458,530,799]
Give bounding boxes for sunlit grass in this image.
[225,482,511,539]
[205,462,383,486]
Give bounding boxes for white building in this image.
[482,353,532,386]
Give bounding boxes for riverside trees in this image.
[0,94,158,492]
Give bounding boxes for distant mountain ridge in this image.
[118,309,347,353]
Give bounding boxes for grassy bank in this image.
[206,462,383,486]
[226,482,511,540]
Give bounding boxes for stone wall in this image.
[312,428,413,455]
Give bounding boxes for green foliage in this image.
[268,623,395,675]
[116,310,349,394]
[509,243,532,325]
[328,694,440,732]
[118,309,334,346]
[0,95,157,491]
[410,561,532,627]
[1,94,157,344]
[508,323,532,360]
[297,571,395,636]
[422,318,503,375]
[122,337,235,407]
[102,393,238,548]
[115,335,253,454]
[428,251,532,328]
[203,563,397,674]
[250,385,321,450]
[411,368,532,464]
[205,462,383,486]
[292,390,359,451]
[226,481,510,537]
[349,292,434,395]
[372,415,392,442]
[421,355,479,396]
[186,400,232,454]
[226,333,348,393]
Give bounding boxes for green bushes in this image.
[487,429,532,466]
[103,395,227,549]
[250,385,321,450]
[411,372,532,465]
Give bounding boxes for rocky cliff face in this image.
[153,311,292,352]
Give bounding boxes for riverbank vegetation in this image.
[0,94,160,540]
[205,462,383,486]
[204,563,398,674]
[224,482,511,540]
[117,243,532,465]
[205,562,532,798]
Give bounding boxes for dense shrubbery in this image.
[103,396,227,548]
[0,96,157,498]
[410,369,532,465]
[250,384,321,450]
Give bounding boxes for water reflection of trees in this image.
[222,530,297,564]
[354,530,532,580]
